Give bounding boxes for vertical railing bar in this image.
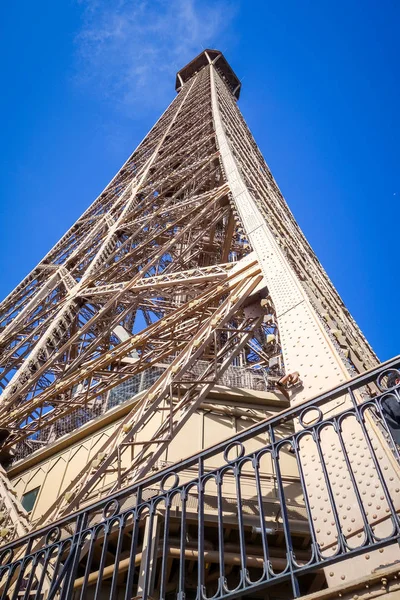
[43,542,67,600]
[269,424,300,598]
[57,512,88,600]
[334,416,374,545]
[10,559,29,600]
[177,487,188,600]
[252,452,271,579]
[159,496,171,600]
[290,436,320,564]
[141,506,156,600]
[313,423,346,554]
[124,487,142,600]
[77,529,97,600]
[373,392,400,464]
[197,458,205,600]
[5,537,34,600]
[349,389,400,531]
[93,523,112,600]
[33,547,55,600]
[109,518,126,600]
[20,551,40,600]
[47,542,75,600]
[1,564,21,600]
[216,470,226,592]
[0,568,13,600]
[233,460,247,591]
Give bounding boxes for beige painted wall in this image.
[8,390,301,521]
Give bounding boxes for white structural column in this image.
[210,63,350,403]
[209,62,400,586]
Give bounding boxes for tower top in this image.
[176,49,241,99]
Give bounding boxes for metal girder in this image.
[81,263,235,297]
[35,262,263,522]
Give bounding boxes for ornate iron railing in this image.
[1,357,400,599]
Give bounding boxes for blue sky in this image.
[0,0,399,361]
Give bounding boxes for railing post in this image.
[137,509,160,600]
[124,488,142,600]
[269,424,300,598]
[197,457,205,600]
[49,512,88,600]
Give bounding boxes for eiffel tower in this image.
[0,50,399,600]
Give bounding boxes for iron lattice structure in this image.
[0,50,378,536]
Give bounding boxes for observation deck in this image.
[176,49,241,99]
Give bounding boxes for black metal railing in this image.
[1,357,400,600]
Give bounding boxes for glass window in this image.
[21,487,40,513]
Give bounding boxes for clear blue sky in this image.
[0,1,398,361]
